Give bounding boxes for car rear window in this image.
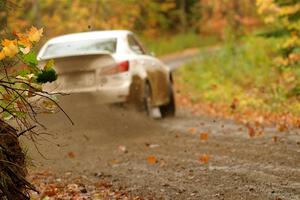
[41,38,117,59]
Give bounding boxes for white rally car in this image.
[37,30,175,118]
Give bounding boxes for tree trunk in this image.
[32,0,41,27]
[0,0,8,37]
[179,0,187,32]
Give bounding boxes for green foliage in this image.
[36,68,57,83]
[257,28,290,38]
[22,51,38,67]
[274,0,299,7]
[0,27,57,123]
[178,35,300,114]
[260,1,300,65]
[257,0,300,99]
[142,32,219,56]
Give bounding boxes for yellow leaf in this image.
[27,26,43,43]
[0,51,5,60]
[2,39,19,57]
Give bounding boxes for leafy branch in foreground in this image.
[0,26,68,129]
[0,27,70,199]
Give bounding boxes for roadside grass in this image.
[141,32,219,56]
[176,35,300,116]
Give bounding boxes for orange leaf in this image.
[246,125,255,138]
[188,127,196,134]
[17,32,32,48]
[277,123,288,132]
[44,184,58,197]
[199,154,210,164]
[200,132,209,141]
[147,155,157,165]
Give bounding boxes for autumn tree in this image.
[257,0,300,97]
[199,0,259,36]
[6,0,202,38]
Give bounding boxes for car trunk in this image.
[44,54,116,93]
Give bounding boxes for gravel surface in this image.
[23,95,300,200]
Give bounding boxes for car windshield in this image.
[41,38,117,59]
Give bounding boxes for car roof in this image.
[46,30,132,44]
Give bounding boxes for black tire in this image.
[160,83,176,118]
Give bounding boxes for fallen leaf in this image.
[67,152,75,159]
[149,144,160,148]
[43,184,58,197]
[257,130,264,136]
[200,132,209,141]
[277,123,288,132]
[118,145,128,153]
[246,124,255,138]
[66,183,79,193]
[147,155,157,165]
[255,116,264,124]
[199,154,210,164]
[160,159,167,167]
[211,84,218,90]
[109,159,120,167]
[273,136,278,143]
[230,98,239,111]
[188,127,196,134]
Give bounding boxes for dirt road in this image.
[23,93,300,200]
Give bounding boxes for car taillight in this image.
[118,60,129,72]
[100,60,130,75]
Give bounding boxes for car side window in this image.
[127,35,145,55]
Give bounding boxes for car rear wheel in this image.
[144,83,161,119]
[159,83,176,118]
